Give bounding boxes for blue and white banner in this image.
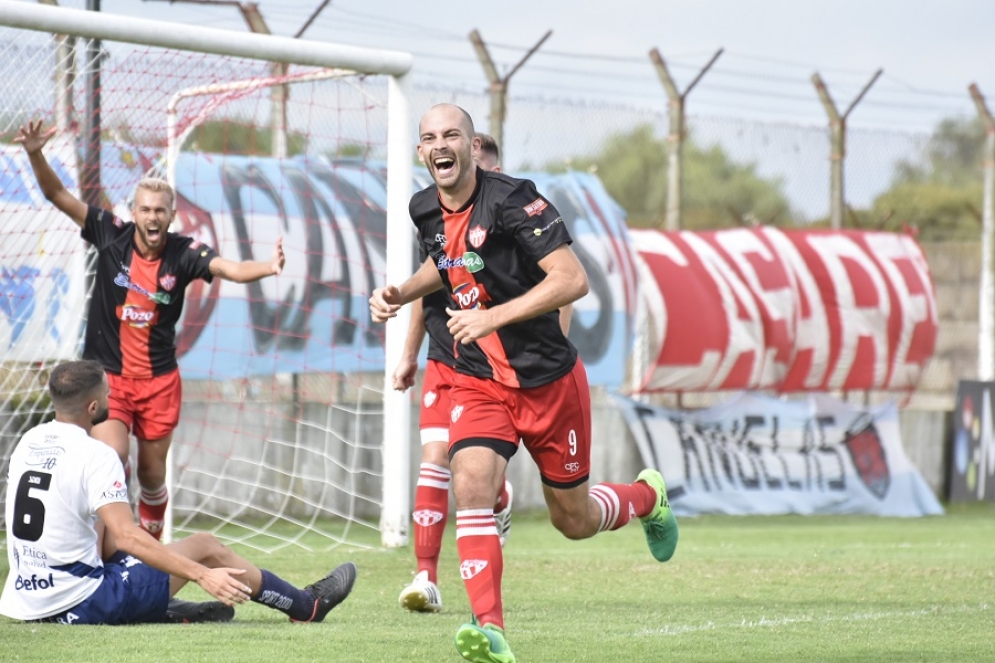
[614,392,943,516]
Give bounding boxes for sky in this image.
[9,0,995,218]
[52,0,995,134]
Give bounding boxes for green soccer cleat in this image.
[455,621,516,663]
[637,469,679,562]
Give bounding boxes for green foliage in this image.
[557,124,794,230]
[870,117,985,240]
[189,120,308,157]
[2,508,994,662]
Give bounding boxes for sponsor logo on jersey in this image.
[423,391,438,407]
[437,252,485,273]
[463,252,484,273]
[14,573,55,591]
[101,485,130,500]
[523,197,548,217]
[119,305,158,328]
[451,405,464,423]
[114,272,172,305]
[159,273,176,291]
[452,283,490,310]
[459,559,488,580]
[564,461,581,473]
[413,509,445,527]
[19,546,48,569]
[467,226,487,249]
[532,217,564,237]
[435,233,447,246]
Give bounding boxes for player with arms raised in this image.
[15,120,285,539]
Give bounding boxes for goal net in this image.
[0,3,414,552]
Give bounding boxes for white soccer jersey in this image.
[0,421,129,620]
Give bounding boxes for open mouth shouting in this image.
[432,153,459,183]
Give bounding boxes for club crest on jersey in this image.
[523,197,548,217]
[159,274,176,291]
[424,391,438,407]
[435,233,447,247]
[467,225,487,249]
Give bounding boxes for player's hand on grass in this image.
[370,285,402,323]
[197,567,251,607]
[14,120,57,154]
[446,307,498,345]
[392,355,418,391]
[270,237,285,276]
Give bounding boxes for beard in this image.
[91,407,110,426]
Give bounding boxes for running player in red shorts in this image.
[15,120,286,540]
[370,104,678,663]
[394,135,516,614]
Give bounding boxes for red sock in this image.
[455,508,504,630]
[138,486,168,540]
[413,463,450,583]
[589,482,656,532]
[494,478,510,512]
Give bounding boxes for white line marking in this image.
[631,603,991,637]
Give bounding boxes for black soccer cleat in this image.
[295,561,357,623]
[164,598,235,624]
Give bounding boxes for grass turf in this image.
[2,504,994,662]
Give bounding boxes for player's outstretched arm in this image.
[209,237,286,283]
[370,257,443,323]
[393,297,427,391]
[14,120,88,228]
[97,502,251,606]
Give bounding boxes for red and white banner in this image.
[631,228,937,393]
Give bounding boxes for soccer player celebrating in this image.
[370,104,678,663]
[394,133,515,614]
[15,120,285,540]
[0,360,355,625]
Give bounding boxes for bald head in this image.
[419,103,474,138]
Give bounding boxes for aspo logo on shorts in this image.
[451,405,464,423]
[564,462,581,473]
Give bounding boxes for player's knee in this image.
[548,511,591,540]
[188,531,227,562]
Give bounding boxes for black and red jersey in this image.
[410,168,577,389]
[80,205,217,379]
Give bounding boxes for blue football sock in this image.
[252,569,316,621]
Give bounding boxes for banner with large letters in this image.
[630,227,938,393]
[0,145,636,385]
[614,392,944,516]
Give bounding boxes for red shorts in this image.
[419,359,456,445]
[448,360,592,488]
[106,369,182,441]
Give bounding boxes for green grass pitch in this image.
[2,504,994,662]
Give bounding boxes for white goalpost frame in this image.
[0,0,415,548]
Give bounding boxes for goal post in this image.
[0,1,414,550]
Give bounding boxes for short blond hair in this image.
[134,177,175,209]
